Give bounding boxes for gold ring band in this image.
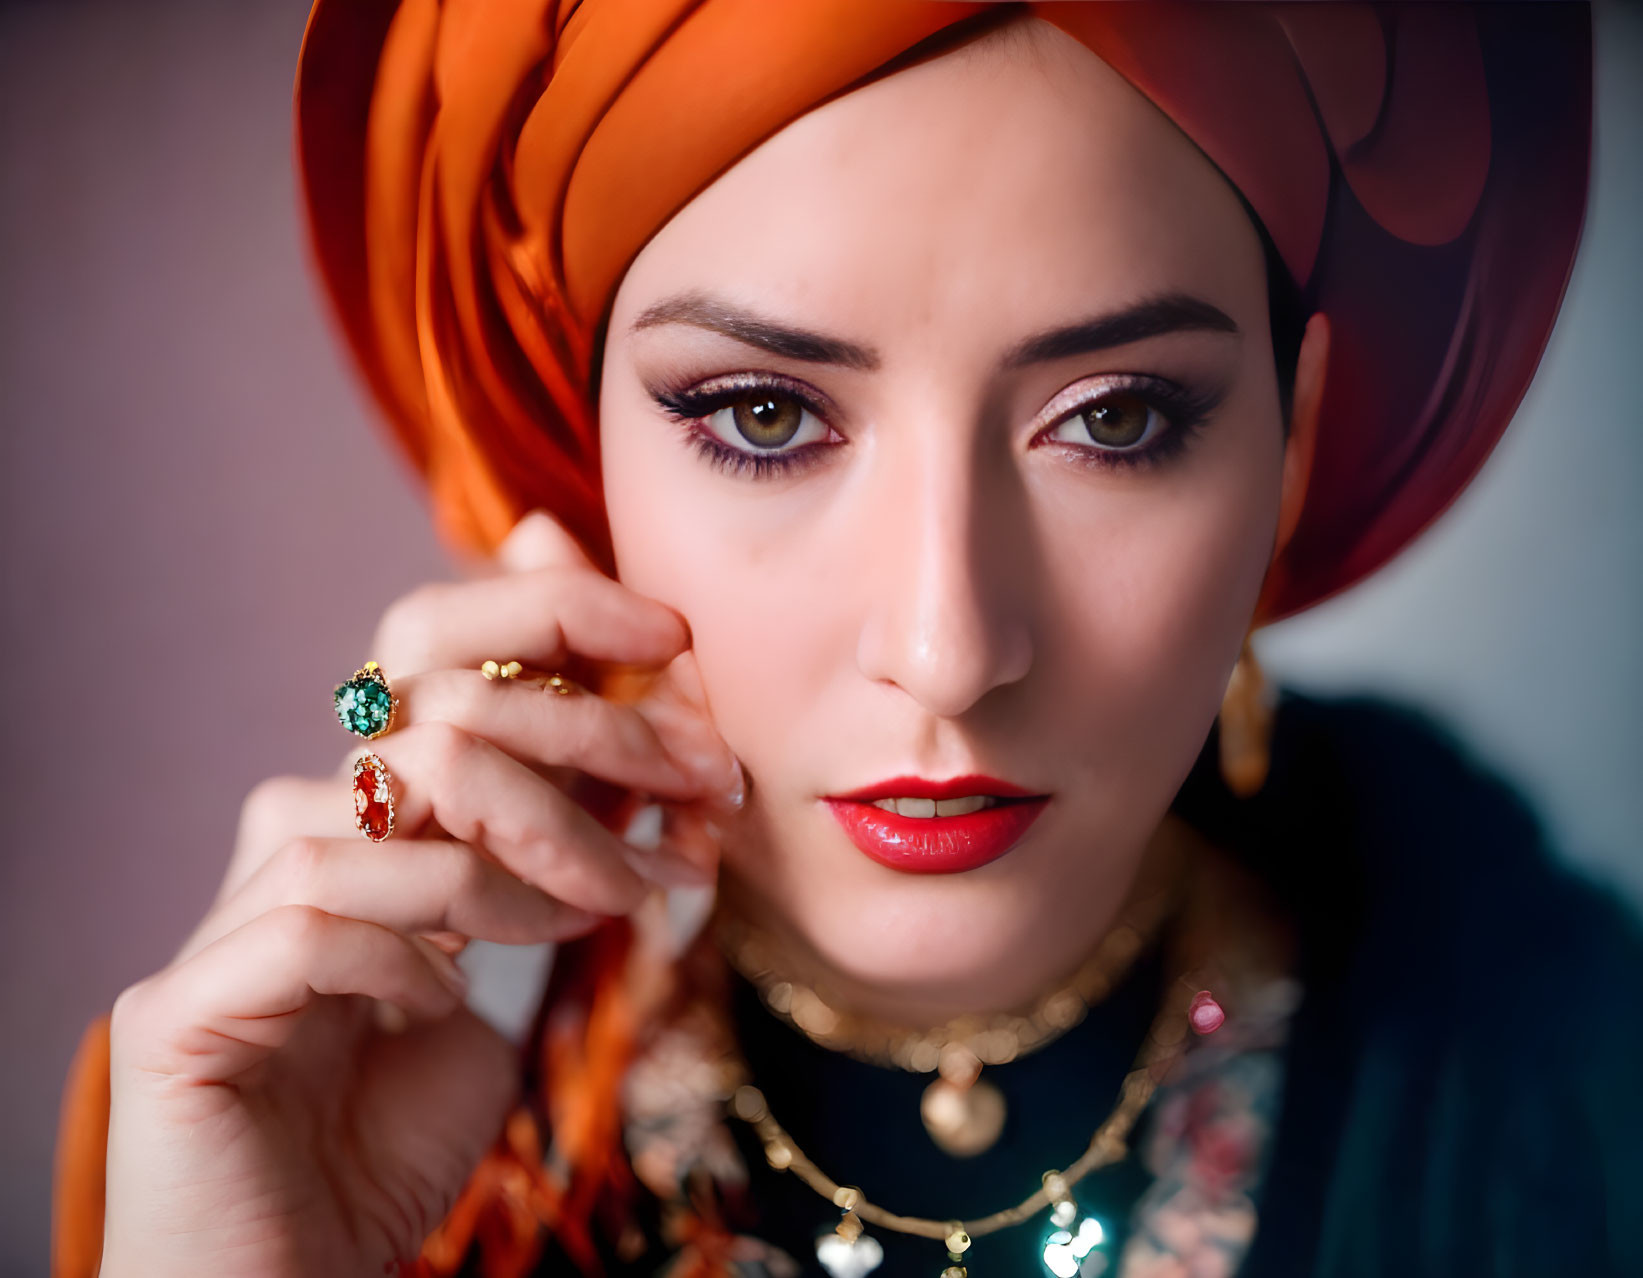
[481,660,577,695]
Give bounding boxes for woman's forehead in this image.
[612,17,1267,353]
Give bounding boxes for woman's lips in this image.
[822,776,1049,874]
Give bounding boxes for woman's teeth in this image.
[869,795,997,818]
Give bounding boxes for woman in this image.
[54,3,1641,1277]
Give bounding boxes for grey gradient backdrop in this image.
[2,2,1639,1273]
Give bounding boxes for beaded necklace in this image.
[616,825,1298,1278]
[713,831,1187,1159]
[724,962,1213,1278]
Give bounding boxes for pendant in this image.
[816,1231,884,1278]
[920,1075,1007,1157]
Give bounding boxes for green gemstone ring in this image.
[334,661,398,739]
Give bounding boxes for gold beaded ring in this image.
[351,752,396,842]
[333,661,398,739]
[481,659,577,695]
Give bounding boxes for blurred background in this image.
[2,1,1639,1273]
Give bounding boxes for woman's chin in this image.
[722,861,1127,1022]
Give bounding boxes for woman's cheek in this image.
[1144,454,1282,744]
[1052,445,1282,792]
[607,471,811,797]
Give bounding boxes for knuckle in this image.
[437,842,489,904]
[374,583,449,668]
[531,566,575,634]
[109,977,156,1036]
[502,508,580,564]
[419,719,479,772]
[264,902,330,955]
[271,836,332,902]
[550,696,604,764]
[236,775,309,849]
[411,669,474,727]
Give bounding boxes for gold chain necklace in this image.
[724,952,1219,1278]
[714,832,1187,1157]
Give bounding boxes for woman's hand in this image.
[98,511,740,1278]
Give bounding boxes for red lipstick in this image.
[823,775,1049,874]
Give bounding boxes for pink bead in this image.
[1188,990,1226,1035]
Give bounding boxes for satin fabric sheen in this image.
[294,0,1588,619]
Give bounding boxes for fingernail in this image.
[675,743,729,788]
[414,937,470,997]
[435,954,469,997]
[726,758,746,811]
[625,842,716,888]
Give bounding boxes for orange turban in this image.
[296,0,1589,618]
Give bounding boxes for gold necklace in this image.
[714,829,1187,1157]
[724,952,1216,1278]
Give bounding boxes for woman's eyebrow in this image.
[628,289,1237,372]
[630,292,880,370]
[1002,293,1240,368]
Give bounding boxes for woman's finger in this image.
[370,566,689,680]
[627,649,745,809]
[179,836,601,964]
[216,686,726,932]
[496,508,597,574]
[369,721,705,915]
[392,667,738,803]
[115,905,468,1083]
[217,774,356,904]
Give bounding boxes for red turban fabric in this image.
[295,0,1590,619]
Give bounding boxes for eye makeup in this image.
[1029,372,1225,474]
[651,370,842,480]
[646,367,1225,480]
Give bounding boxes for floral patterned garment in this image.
[402,831,1300,1278]
[611,845,1300,1278]
[1117,977,1297,1278]
[622,970,1298,1278]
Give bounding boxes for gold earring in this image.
[1219,636,1273,797]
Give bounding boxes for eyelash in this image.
[653,372,838,479]
[1033,376,1220,474]
[650,372,1219,479]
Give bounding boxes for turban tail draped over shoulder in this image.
[295,0,1590,617]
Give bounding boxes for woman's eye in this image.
[702,391,828,453]
[651,376,843,478]
[1046,391,1166,452]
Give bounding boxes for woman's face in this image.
[599,20,1301,1018]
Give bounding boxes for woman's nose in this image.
[853,441,1034,719]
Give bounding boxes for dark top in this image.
[522,693,1643,1277]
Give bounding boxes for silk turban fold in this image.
[295,0,1590,619]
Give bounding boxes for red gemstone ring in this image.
[352,752,396,842]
